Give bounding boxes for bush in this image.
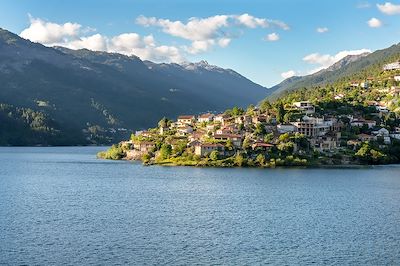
[209,150,219,161]
[97,144,125,160]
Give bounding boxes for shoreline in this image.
[108,156,398,169]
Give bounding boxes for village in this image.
[99,61,400,167]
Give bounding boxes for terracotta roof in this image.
[199,113,213,118]
[253,142,274,147]
[214,134,242,139]
[358,134,374,138]
[197,143,224,147]
[178,115,195,119]
[137,141,155,145]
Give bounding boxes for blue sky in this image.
[1,0,400,87]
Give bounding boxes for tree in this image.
[232,106,244,116]
[276,102,285,123]
[141,153,151,164]
[209,150,219,161]
[264,133,273,143]
[225,139,234,151]
[246,104,255,116]
[355,142,387,164]
[159,144,172,160]
[260,100,272,113]
[254,123,266,136]
[158,117,169,128]
[256,154,266,166]
[242,137,251,150]
[234,153,245,166]
[278,133,290,143]
[173,141,187,155]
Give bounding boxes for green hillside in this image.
[270,43,400,97]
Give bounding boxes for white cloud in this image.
[218,38,231,47]
[136,14,288,53]
[235,13,267,28]
[136,15,230,42]
[357,2,371,8]
[377,2,400,15]
[281,70,296,79]
[20,15,82,44]
[66,34,108,51]
[20,16,185,63]
[234,14,290,30]
[265,32,279,41]
[316,27,329,33]
[303,49,371,74]
[367,17,383,28]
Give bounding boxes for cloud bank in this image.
[20,14,289,62]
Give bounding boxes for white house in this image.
[293,101,315,114]
[383,62,400,71]
[376,106,389,113]
[194,143,225,157]
[176,126,193,136]
[350,119,376,128]
[372,128,390,137]
[277,124,297,134]
[198,113,214,123]
[177,115,196,125]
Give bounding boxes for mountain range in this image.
[0,28,269,145]
[1,25,400,145]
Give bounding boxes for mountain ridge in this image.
[270,44,400,97]
[0,27,270,145]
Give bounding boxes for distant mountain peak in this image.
[325,52,370,72]
[180,60,227,72]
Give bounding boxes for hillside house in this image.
[350,81,360,87]
[134,141,155,153]
[235,115,252,125]
[357,134,377,142]
[159,126,169,135]
[360,82,369,89]
[292,116,330,137]
[178,115,196,125]
[372,128,391,144]
[293,101,315,114]
[194,143,225,157]
[198,113,214,123]
[216,128,232,135]
[390,132,400,140]
[350,119,376,128]
[214,114,232,125]
[334,94,345,100]
[213,133,243,148]
[277,124,297,134]
[188,131,206,142]
[312,134,338,152]
[251,142,274,152]
[372,128,389,137]
[176,126,193,136]
[376,105,389,113]
[252,115,268,124]
[383,61,400,71]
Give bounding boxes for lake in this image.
[1,147,400,265]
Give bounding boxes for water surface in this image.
[1,147,400,265]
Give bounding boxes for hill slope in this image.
[0,28,270,145]
[271,44,400,96]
